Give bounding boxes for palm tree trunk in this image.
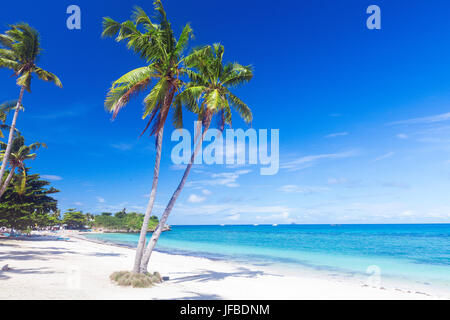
[132,86,176,274]
[0,166,16,198]
[132,126,164,274]
[139,118,211,273]
[0,86,25,195]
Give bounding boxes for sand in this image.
[0,233,447,300]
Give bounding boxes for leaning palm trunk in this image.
[132,126,164,273]
[0,166,16,198]
[133,87,176,274]
[0,86,25,195]
[140,118,212,273]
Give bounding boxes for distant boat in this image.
[220,224,225,226]
[253,224,259,226]
[272,224,278,227]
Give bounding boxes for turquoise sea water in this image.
[85,224,450,292]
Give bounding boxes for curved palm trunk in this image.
[132,126,164,273]
[140,119,211,273]
[0,166,16,198]
[132,86,176,274]
[0,86,25,197]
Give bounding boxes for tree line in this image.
[90,210,159,233]
[0,205,160,235]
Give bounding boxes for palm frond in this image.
[34,67,62,87]
[132,6,156,28]
[221,63,253,87]
[226,90,252,123]
[0,57,19,70]
[16,71,32,91]
[101,17,122,38]
[0,101,18,116]
[174,24,193,56]
[105,66,155,119]
[142,78,169,119]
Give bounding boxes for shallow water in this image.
[85,224,450,293]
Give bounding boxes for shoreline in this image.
[0,232,448,300]
[79,232,449,299]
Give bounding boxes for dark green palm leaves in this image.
[177,43,253,129]
[0,101,19,138]
[0,23,62,91]
[102,1,193,135]
[0,135,46,171]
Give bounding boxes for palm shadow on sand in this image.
[0,266,55,280]
[173,291,223,300]
[169,267,266,284]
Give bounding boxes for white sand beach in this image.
[0,233,447,300]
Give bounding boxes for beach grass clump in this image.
[110,271,163,288]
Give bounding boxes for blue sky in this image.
[1,0,450,224]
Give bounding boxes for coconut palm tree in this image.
[140,44,253,272]
[0,134,46,197]
[0,23,62,194]
[0,101,18,138]
[102,1,196,273]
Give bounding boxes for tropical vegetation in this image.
[0,134,46,197]
[0,23,62,197]
[93,211,159,232]
[0,101,17,138]
[0,171,59,235]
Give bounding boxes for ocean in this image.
[84,224,450,294]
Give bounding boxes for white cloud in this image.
[380,181,410,189]
[400,210,414,217]
[171,164,188,171]
[97,197,106,203]
[228,214,241,221]
[73,202,83,206]
[188,169,251,188]
[328,177,348,185]
[188,194,206,203]
[396,133,408,139]
[41,175,63,181]
[175,203,292,219]
[256,211,290,223]
[202,189,212,195]
[281,150,358,171]
[389,112,450,125]
[111,143,133,151]
[372,152,395,162]
[325,132,349,138]
[279,185,329,194]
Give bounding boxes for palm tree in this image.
[140,44,253,272]
[102,1,196,273]
[0,134,46,197]
[0,23,62,194]
[0,101,19,138]
[0,101,23,138]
